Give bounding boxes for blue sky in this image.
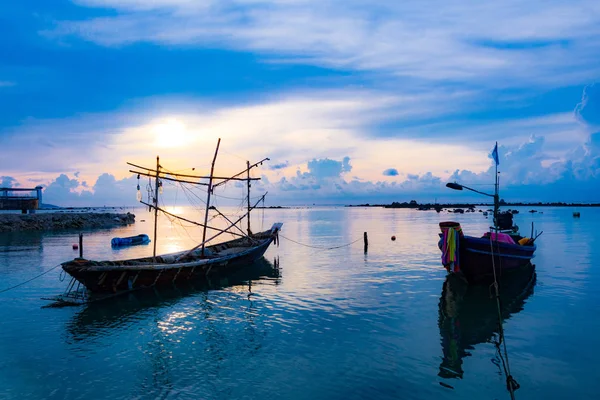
[0,0,599,206]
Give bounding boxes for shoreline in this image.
[0,212,136,232]
[346,202,600,208]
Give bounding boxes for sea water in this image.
[0,206,598,399]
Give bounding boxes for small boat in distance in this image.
[111,234,150,247]
[55,139,283,303]
[438,143,539,284]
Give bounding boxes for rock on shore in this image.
[0,212,135,232]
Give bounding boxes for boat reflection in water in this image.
[66,256,281,341]
[438,263,536,380]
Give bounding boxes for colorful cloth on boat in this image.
[441,226,461,273]
[482,232,515,244]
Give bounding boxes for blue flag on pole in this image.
[491,142,499,166]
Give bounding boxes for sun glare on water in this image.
[163,206,185,215]
[153,119,188,148]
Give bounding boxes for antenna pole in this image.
[153,156,160,260]
[247,160,251,235]
[201,138,221,256]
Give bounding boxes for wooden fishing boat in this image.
[62,224,281,294]
[438,222,536,283]
[56,138,283,302]
[439,142,540,284]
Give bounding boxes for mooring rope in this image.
[279,234,363,250]
[489,231,518,400]
[0,264,62,294]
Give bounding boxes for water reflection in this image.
[0,231,44,274]
[438,265,536,380]
[66,256,281,341]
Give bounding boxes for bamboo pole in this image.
[153,156,160,260]
[201,139,221,256]
[247,160,251,235]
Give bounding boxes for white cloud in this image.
[46,0,600,87]
[1,176,19,188]
[1,87,596,204]
[8,129,600,207]
[575,83,600,128]
[105,90,490,182]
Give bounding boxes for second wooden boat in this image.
[439,142,539,284]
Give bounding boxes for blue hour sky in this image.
[1,1,599,206]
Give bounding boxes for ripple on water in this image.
[1,207,600,399]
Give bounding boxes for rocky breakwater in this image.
[0,212,135,232]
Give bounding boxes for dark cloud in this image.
[40,172,253,207]
[268,161,289,170]
[41,173,138,207]
[269,156,444,204]
[43,174,89,206]
[450,136,547,186]
[274,157,353,193]
[307,156,351,179]
[575,83,600,127]
[404,172,441,185]
[447,134,600,202]
[382,168,399,176]
[1,176,18,187]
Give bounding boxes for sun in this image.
[153,119,188,148]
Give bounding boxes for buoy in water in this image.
[391,236,396,241]
[72,244,79,250]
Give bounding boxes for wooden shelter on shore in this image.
[0,186,43,213]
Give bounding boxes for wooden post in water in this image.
[364,232,368,253]
[79,233,83,258]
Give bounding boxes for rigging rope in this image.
[488,230,519,400]
[0,264,62,294]
[279,234,363,250]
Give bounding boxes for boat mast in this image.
[247,160,251,235]
[153,156,160,259]
[493,141,499,232]
[201,138,221,256]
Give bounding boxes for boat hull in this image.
[62,225,281,294]
[460,235,536,282]
[439,233,536,284]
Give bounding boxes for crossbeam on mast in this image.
[130,170,210,186]
[128,162,261,182]
[213,158,269,188]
